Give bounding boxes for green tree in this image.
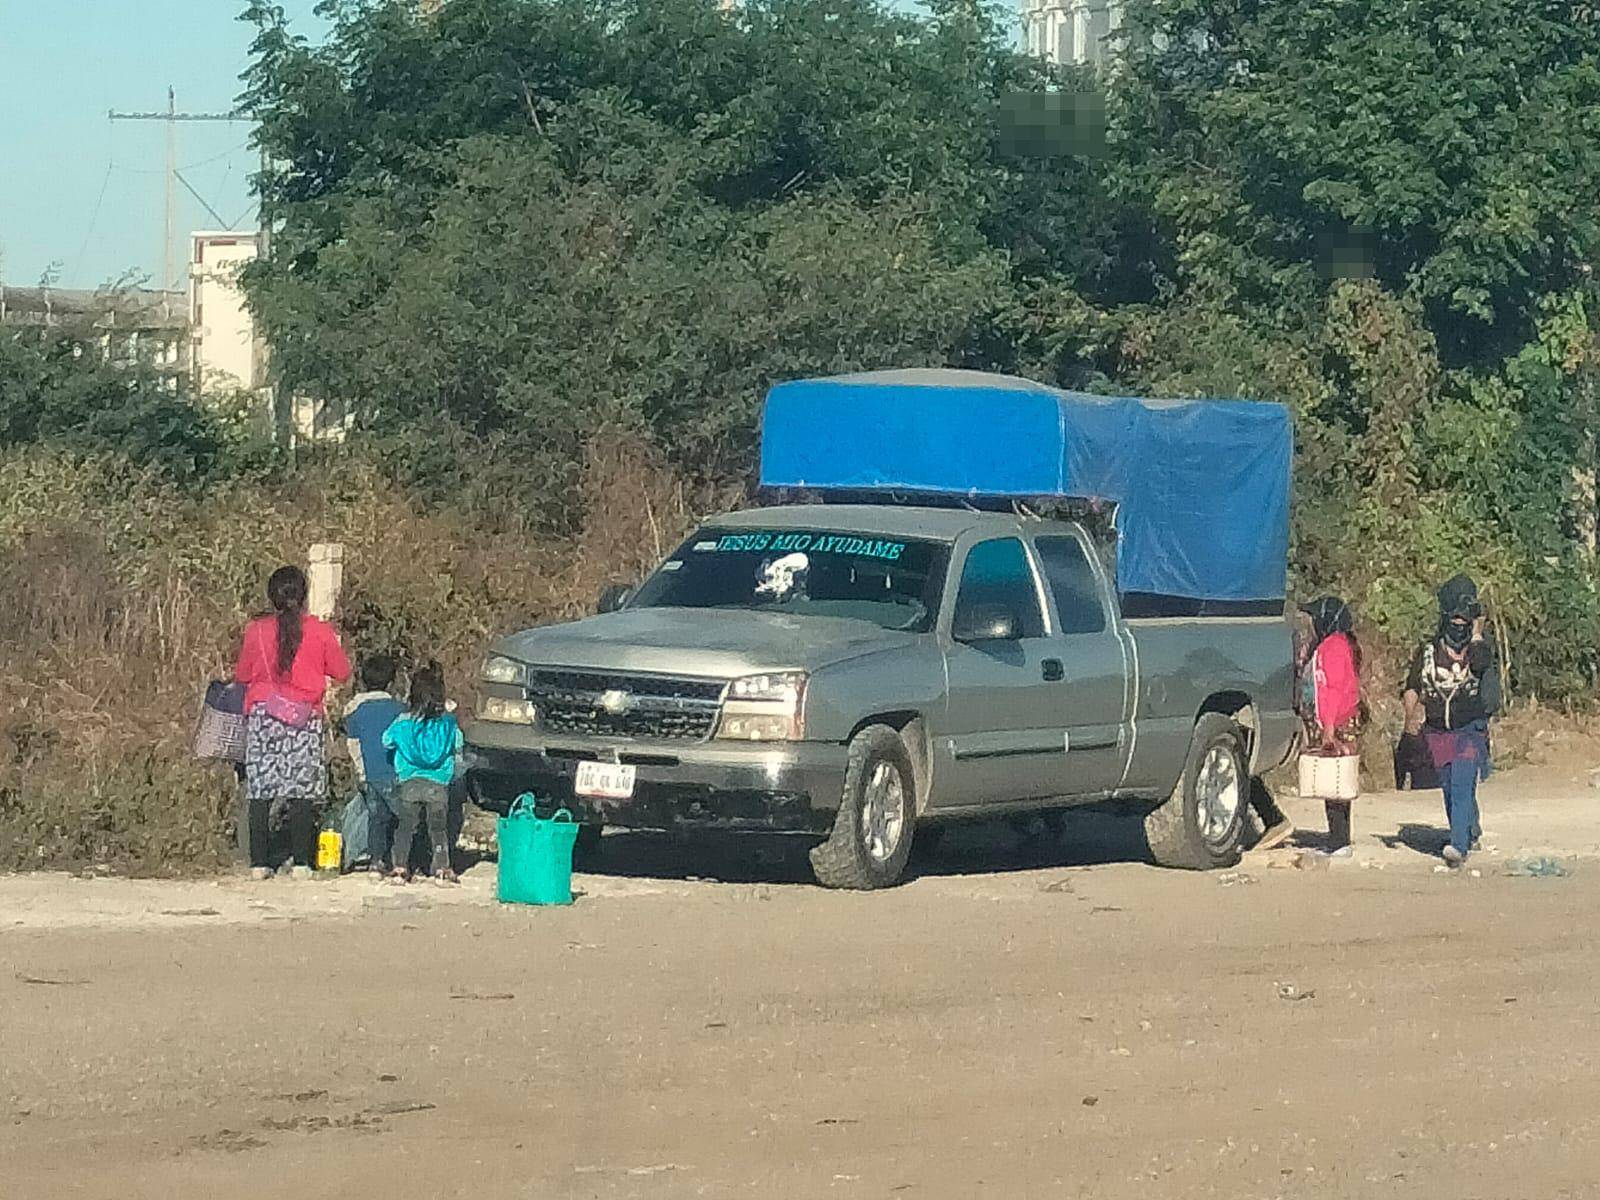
[1113,0,1600,358]
[238,0,1117,504]
[236,0,1600,693]
[1111,0,1600,689]
[0,328,225,482]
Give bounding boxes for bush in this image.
[0,434,701,874]
[0,329,233,483]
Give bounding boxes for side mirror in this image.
[953,605,1019,644]
[597,584,633,615]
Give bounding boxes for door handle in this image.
[1041,658,1064,682]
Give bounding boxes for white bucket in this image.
[1299,753,1360,801]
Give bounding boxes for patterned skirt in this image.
[245,707,327,804]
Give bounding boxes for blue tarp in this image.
[759,369,1292,603]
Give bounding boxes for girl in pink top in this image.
[234,565,351,877]
[1297,597,1364,854]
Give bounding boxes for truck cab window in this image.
[1034,535,1108,635]
[952,538,1046,639]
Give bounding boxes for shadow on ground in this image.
[1379,822,1452,859]
[556,808,1161,886]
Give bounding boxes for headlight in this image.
[729,672,806,703]
[717,712,802,742]
[481,655,527,686]
[478,696,536,725]
[717,671,807,741]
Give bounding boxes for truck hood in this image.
[494,608,920,678]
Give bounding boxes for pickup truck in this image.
[464,502,1297,888]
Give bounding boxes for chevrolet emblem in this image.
[598,689,633,715]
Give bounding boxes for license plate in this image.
[574,760,637,800]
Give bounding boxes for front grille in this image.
[524,668,726,742]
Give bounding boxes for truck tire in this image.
[1144,712,1248,870]
[810,725,916,889]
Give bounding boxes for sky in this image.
[0,1,328,292]
[1,2,998,292]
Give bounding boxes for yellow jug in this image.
[315,830,343,872]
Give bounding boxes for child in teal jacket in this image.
[382,660,462,883]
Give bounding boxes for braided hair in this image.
[266,565,308,674]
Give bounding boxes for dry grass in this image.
[0,433,708,873]
[1,439,1585,871]
[568,431,737,610]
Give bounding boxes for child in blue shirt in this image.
[342,654,408,872]
[382,660,463,884]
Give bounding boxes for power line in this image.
[174,170,232,230]
[107,141,253,176]
[71,161,115,282]
[108,89,247,296]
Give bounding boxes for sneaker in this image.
[1442,845,1465,868]
[290,865,313,881]
[1328,846,1354,859]
[249,866,273,882]
[1255,819,1295,852]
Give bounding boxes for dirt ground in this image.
[7,764,1600,1199]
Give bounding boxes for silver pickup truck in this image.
[465,502,1297,888]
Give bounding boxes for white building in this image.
[1022,0,1121,68]
[189,231,264,394]
[190,230,348,444]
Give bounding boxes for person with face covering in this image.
[1297,597,1364,854]
[1402,575,1502,867]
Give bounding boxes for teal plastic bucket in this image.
[497,795,580,906]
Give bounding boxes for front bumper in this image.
[462,720,848,833]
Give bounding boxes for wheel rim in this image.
[862,761,906,863]
[1195,744,1243,849]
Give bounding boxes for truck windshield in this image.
[630,527,949,633]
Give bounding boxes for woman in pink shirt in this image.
[1297,597,1364,855]
[234,565,351,878]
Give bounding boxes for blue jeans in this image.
[364,781,399,867]
[1441,758,1480,857]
